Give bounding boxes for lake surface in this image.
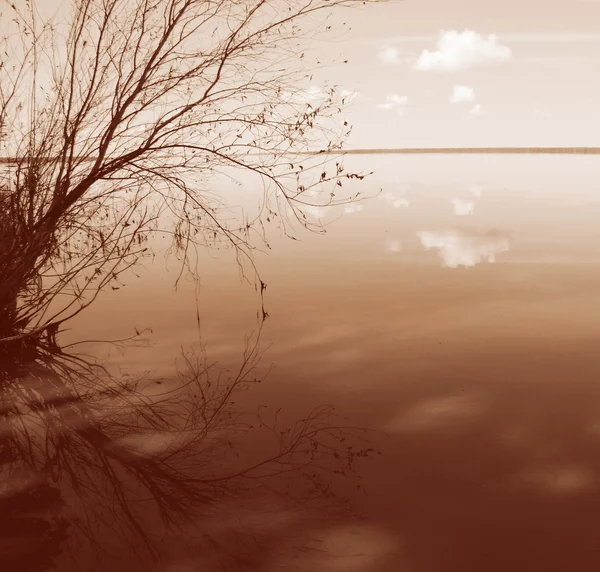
[42,154,600,570]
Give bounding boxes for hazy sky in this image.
[31,0,600,148]
[318,0,600,148]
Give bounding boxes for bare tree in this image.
[0,0,376,348]
[0,2,383,566]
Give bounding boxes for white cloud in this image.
[343,203,364,214]
[414,30,512,72]
[304,205,327,219]
[470,185,483,197]
[452,199,475,216]
[294,85,325,103]
[513,465,594,497]
[118,432,179,456]
[387,393,485,433]
[268,523,400,570]
[379,191,409,208]
[468,103,484,116]
[303,188,320,198]
[417,229,510,268]
[377,44,400,64]
[376,45,419,66]
[533,106,552,118]
[340,89,359,104]
[284,85,358,106]
[392,198,409,208]
[450,85,475,103]
[385,238,402,254]
[282,85,327,106]
[377,94,408,111]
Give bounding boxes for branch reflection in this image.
[0,319,375,570]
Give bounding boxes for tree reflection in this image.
[0,318,375,569]
[0,0,382,567]
[0,468,69,571]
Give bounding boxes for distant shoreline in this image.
[304,147,600,155]
[1,148,598,165]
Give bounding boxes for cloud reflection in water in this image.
[417,228,510,268]
[452,198,475,216]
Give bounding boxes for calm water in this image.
[27,154,600,570]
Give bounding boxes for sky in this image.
[316,0,600,148]
[22,0,600,149]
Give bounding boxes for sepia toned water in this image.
[14,153,600,571]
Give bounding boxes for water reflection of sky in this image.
[417,229,510,267]
[213,154,600,269]
[59,155,600,571]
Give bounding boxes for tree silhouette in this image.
[0,0,376,348]
[0,1,382,566]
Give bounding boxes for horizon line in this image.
[305,147,600,155]
[1,147,598,164]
